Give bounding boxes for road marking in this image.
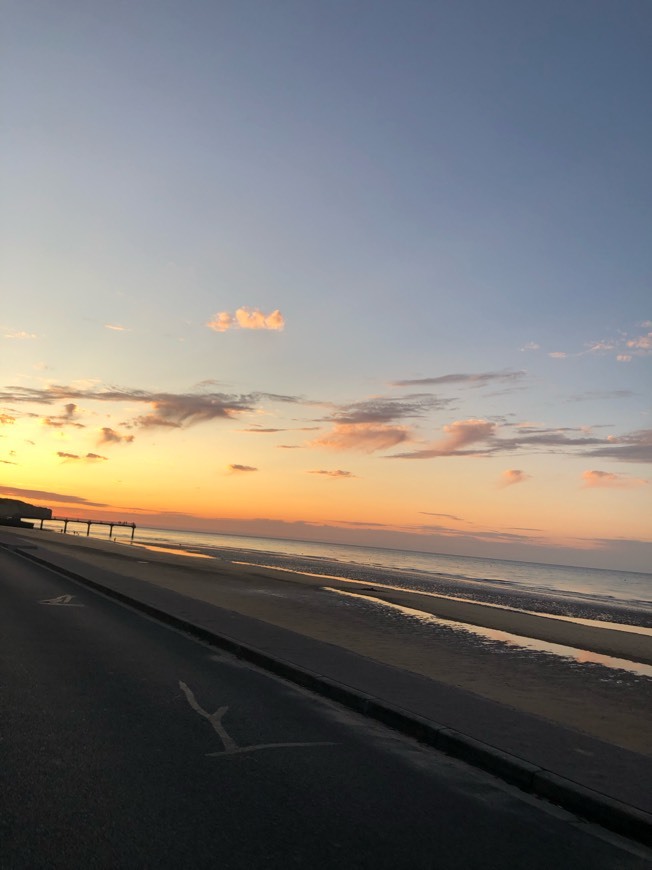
[39,594,84,607]
[179,680,336,757]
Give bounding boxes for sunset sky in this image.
[2,1,651,571]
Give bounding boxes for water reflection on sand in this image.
[325,587,652,678]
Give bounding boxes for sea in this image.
[42,522,652,627]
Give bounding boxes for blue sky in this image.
[2,1,651,570]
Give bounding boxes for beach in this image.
[3,525,651,755]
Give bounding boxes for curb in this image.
[7,543,652,848]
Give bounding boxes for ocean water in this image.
[43,522,651,626]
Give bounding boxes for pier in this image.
[41,517,136,541]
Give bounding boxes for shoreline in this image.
[3,525,651,754]
[16,527,651,663]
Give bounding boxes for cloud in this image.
[548,352,567,359]
[326,395,449,425]
[129,393,256,429]
[393,419,496,459]
[0,385,303,433]
[566,390,635,402]
[626,331,652,352]
[390,370,525,388]
[57,451,108,462]
[0,485,109,507]
[206,312,233,332]
[308,469,357,479]
[240,427,287,433]
[311,422,411,453]
[309,395,447,453]
[3,330,37,339]
[0,384,266,430]
[207,307,285,332]
[105,324,129,332]
[499,469,531,488]
[582,430,652,464]
[41,403,85,429]
[0,413,16,425]
[582,470,648,489]
[420,511,466,522]
[520,342,540,351]
[98,427,135,445]
[228,464,258,473]
[617,355,632,362]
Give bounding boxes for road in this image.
[1,544,649,869]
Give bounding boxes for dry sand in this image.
[3,526,651,754]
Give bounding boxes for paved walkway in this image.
[3,537,651,846]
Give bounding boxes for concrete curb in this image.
[8,543,652,848]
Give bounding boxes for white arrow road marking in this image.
[39,594,84,607]
[179,680,336,757]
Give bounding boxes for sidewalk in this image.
[5,539,651,847]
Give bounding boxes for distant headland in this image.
[0,498,52,528]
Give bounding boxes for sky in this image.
[2,0,651,572]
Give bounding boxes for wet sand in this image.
[3,526,651,754]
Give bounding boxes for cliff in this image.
[0,498,52,520]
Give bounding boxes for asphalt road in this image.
[1,545,649,869]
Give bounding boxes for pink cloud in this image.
[392,419,495,459]
[581,470,648,489]
[207,307,285,332]
[499,469,531,488]
[311,422,410,453]
[626,331,652,352]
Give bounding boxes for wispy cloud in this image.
[565,390,635,403]
[42,403,85,429]
[308,469,357,479]
[228,463,258,473]
[325,395,449,425]
[625,331,652,352]
[0,384,267,430]
[3,330,37,339]
[57,452,108,462]
[545,323,652,362]
[420,511,467,522]
[206,307,285,332]
[311,422,411,453]
[0,485,109,507]
[582,470,648,489]
[390,370,525,388]
[0,413,16,425]
[520,342,540,352]
[391,419,652,463]
[499,469,531,488]
[104,324,129,332]
[98,427,134,445]
[582,430,652,464]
